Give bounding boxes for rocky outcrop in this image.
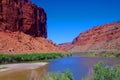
[0,0,65,53]
[60,21,120,53]
[0,0,47,38]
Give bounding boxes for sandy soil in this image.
[0,62,48,73]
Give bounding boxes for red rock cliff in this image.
[0,0,47,38]
[73,21,120,45]
[60,21,120,53]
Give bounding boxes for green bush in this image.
[102,52,120,57]
[92,62,120,80]
[41,70,73,80]
[0,53,63,64]
[81,52,120,57]
[66,53,73,57]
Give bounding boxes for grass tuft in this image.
[41,70,73,80]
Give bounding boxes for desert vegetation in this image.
[41,70,73,80]
[92,62,120,80]
[77,52,120,57]
[0,53,63,64]
[83,62,120,80]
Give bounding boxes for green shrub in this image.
[82,52,120,57]
[101,52,119,57]
[66,53,73,57]
[0,53,63,64]
[41,70,73,80]
[92,62,120,80]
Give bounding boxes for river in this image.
[0,54,120,80]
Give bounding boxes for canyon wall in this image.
[0,0,47,38]
[60,21,120,53]
[0,0,65,53]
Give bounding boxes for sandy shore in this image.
[0,62,48,73]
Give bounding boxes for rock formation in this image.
[0,31,64,53]
[0,0,65,53]
[0,0,47,38]
[60,21,120,53]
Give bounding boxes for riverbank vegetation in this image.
[0,53,64,64]
[84,62,120,80]
[41,70,73,80]
[77,52,120,57]
[66,52,73,57]
[92,62,120,80]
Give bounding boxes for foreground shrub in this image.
[0,53,63,64]
[92,62,120,80]
[41,70,73,80]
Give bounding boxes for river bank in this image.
[0,53,64,64]
[0,62,48,73]
[71,52,120,58]
[0,53,120,80]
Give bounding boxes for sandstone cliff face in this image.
[0,0,65,53]
[60,21,120,53]
[0,0,47,38]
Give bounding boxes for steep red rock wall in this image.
[0,0,65,53]
[0,0,47,38]
[60,21,120,53]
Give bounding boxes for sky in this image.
[31,0,120,44]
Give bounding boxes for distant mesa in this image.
[0,0,65,54]
[59,21,120,53]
